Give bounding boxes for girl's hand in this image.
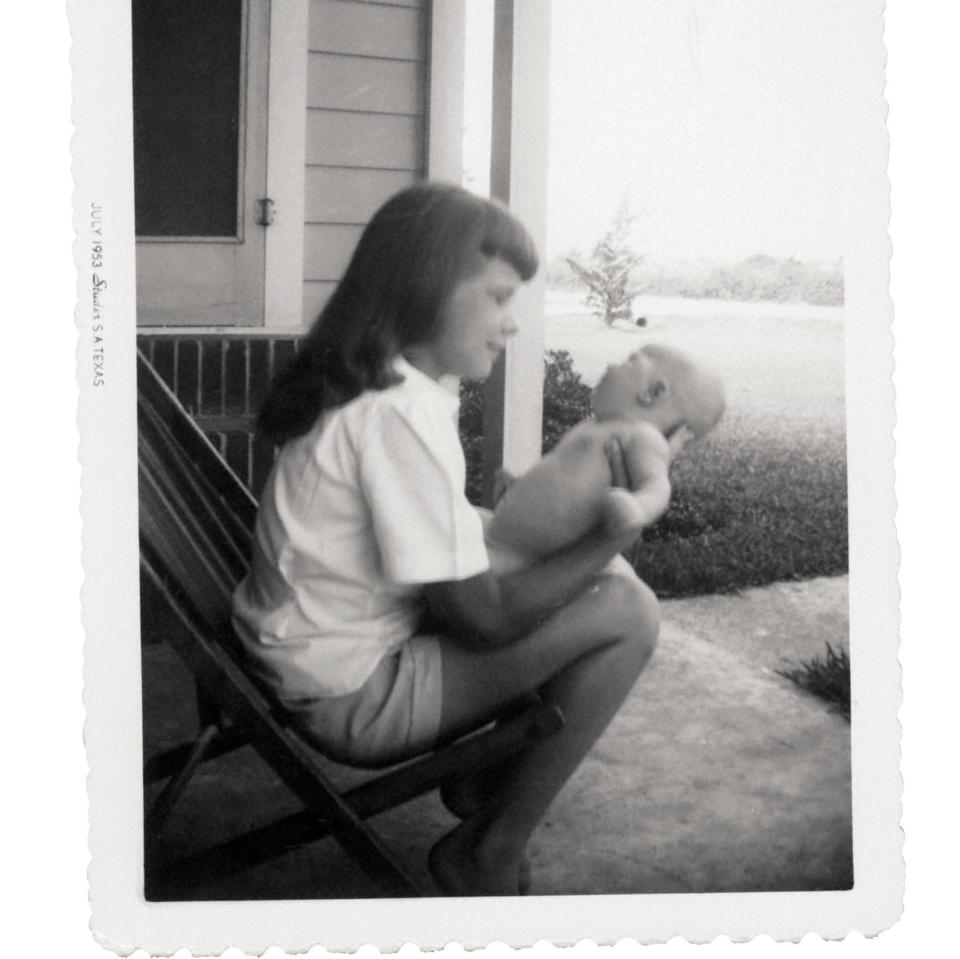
[600,487,647,542]
[606,437,631,489]
[607,426,669,489]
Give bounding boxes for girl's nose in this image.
[501,312,519,336]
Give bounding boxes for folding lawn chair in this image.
[137,349,564,898]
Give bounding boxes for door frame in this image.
[140,0,470,333]
[135,0,309,332]
[262,0,310,330]
[135,0,271,328]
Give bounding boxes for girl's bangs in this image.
[480,205,539,281]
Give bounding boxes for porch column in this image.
[481,0,551,506]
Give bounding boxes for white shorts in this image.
[282,634,444,768]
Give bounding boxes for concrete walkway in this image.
[145,576,851,898]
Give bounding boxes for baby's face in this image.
[592,351,684,433]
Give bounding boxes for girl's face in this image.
[409,256,523,381]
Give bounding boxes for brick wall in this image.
[137,333,302,498]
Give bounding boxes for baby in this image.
[486,344,725,571]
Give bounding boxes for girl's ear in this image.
[635,379,668,407]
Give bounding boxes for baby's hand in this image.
[600,487,648,543]
[668,425,696,462]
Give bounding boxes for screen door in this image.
[133,0,269,326]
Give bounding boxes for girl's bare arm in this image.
[423,515,642,651]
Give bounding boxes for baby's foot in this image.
[428,822,527,897]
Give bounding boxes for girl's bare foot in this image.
[428,821,527,897]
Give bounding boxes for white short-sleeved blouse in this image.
[232,357,489,699]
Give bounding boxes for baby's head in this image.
[592,344,725,439]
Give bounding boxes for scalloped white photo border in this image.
[74,0,901,951]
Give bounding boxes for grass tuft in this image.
[775,643,850,720]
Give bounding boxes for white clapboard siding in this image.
[305,167,417,223]
[306,111,423,170]
[309,0,423,61]
[303,224,366,280]
[307,53,422,114]
[302,280,339,323]
[350,0,421,8]
[302,0,428,316]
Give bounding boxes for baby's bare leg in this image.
[429,568,659,896]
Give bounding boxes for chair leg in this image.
[146,722,221,840]
[195,678,226,730]
[155,702,564,897]
[144,723,248,783]
[154,798,422,898]
[145,681,241,836]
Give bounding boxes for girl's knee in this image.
[599,568,660,659]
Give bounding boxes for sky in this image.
[465,0,862,263]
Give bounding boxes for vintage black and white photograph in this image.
[75,0,901,949]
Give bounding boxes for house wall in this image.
[302,0,429,325]
[137,0,463,496]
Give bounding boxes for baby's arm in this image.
[603,423,672,534]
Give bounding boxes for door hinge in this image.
[255,197,275,226]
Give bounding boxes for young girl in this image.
[232,182,665,897]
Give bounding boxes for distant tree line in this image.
[548,252,844,307]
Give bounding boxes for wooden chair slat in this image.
[138,351,258,528]
[138,385,250,585]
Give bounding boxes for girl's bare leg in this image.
[429,570,659,896]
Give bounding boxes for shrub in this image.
[540,349,593,452]
[566,202,642,325]
[544,251,584,291]
[459,349,591,503]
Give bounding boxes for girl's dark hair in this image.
[258,182,539,445]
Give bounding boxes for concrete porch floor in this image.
[144,576,851,899]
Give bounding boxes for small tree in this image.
[567,201,642,325]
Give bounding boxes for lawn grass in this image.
[629,420,848,597]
